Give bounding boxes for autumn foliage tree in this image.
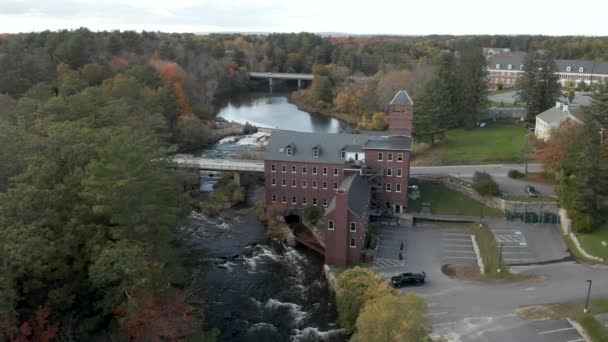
[535,119,584,173]
[1,306,59,342]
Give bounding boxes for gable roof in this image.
[536,104,583,126]
[488,52,608,75]
[325,174,370,218]
[264,130,412,164]
[389,90,413,106]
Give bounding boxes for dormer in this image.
[566,66,572,72]
[579,67,584,73]
[312,145,321,158]
[339,147,346,159]
[284,143,295,156]
[508,64,512,70]
[495,63,501,69]
[520,64,524,70]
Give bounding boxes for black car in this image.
[526,185,540,197]
[391,272,426,288]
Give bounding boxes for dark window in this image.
[328,220,334,230]
[282,165,286,173]
[313,180,317,188]
[302,197,307,204]
[341,151,346,158]
[292,196,297,204]
[302,180,307,188]
[333,168,338,176]
[286,147,293,156]
[333,182,338,190]
[388,153,393,161]
[271,164,276,172]
[323,199,328,207]
[323,181,328,189]
[313,167,318,174]
[292,165,296,173]
[387,168,392,177]
[396,183,401,192]
[386,183,391,192]
[378,152,383,161]
[271,178,276,186]
[350,222,356,232]
[272,195,276,202]
[282,179,286,187]
[313,148,319,157]
[323,167,328,175]
[282,196,287,203]
[397,168,402,177]
[292,179,296,187]
[302,167,307,174]
[350,239,356,248]
[397,153,403,162]
[313,198,317,205]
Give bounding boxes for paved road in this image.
[374,223,608,341]
[411,163,544,178]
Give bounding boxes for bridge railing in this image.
[171,157,265,172]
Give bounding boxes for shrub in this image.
[472,171,501,197]
[302,204,323,225]
[507,169,525,179]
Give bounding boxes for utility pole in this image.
[479,204,484,227]
[524,129,529,176]
[584,279,593,313]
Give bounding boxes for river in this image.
[178,93,349,341]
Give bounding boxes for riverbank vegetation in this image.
[196,174,247,217]
[335,267,428,340]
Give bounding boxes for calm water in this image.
[217,93,351,133]
[179,92,349,341]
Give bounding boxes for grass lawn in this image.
[576,222,608,260]
[489,89,515,95]
[503,195,556,203]
[412,122,527,165]
[408,181,503,218]
[489,100,523,108]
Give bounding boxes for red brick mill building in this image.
[263,91,414,266]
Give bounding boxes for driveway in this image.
[489,91,519,103]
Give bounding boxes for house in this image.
[263,91,414,266]
[483,47,512,59]
[535,102,584,141]
[487,52,608,89]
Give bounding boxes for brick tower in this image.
[387,90,414,136]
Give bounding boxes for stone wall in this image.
[558,208,604,262]
[323,265,340,294]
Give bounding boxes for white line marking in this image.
[538,327,576,335]
[501,252,533,255]
[566,339,585,342]
[443,244,473,247]
[501,245,529,248]
[444,250,476,254]
[443,238,472,242]
[442,233,471,236]
[431,321,457,327]
[504,258,535,261]
[426,312,448,317]
[444,256,478,259]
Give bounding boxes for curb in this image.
[471,234,485,274]
[567,317,590,342]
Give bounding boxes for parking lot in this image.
[488,221,570,265]
[373,222,587,342]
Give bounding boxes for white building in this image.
[535,102,583,141]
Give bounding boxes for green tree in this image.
[302,204,323,225]
[517,51,562,122]
[308,75,333,104]
[455,44,488,128]
[353,292,428,342]
[336,267,386,334]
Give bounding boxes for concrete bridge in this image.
[171,156,263,185]
[249,72,313,91]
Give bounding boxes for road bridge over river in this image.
[248,72,372,91]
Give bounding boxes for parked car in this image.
[526,185,540,197]
[391,272,426,288]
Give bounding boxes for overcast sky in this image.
[1,0,607,35]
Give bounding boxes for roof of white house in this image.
[536,103,584,126]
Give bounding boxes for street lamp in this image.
[479,204,484,227]
[584,280,593,313]
[497,243,504,273]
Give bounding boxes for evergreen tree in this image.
[455,43,488,128]
[517,51,562,122]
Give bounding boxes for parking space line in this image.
[425,312,448,317]
[431,321,457,327]
[444,256,477,259]
[504,258,535,261]
[566,339,585,342]
[538,327,576,335]
[444,250,476,253]
[442,233,471,236]
[443,238,472,242]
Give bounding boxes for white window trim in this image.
[323,181,328,189]
[313,167,317,175]
[286,148,293,156]
[271,164,276,172]
[387,168,392,177]
[350,222,356,232]
[313,148,319,157]
[323,168,328,176]
[378,152,383,161]
[302,167,307,174]
[333,182,338,190]
[328,220,334,230]
[281,165,286,173]
[272,195,276,202]
[323,199,328,208]
[397,153,403,162]
[333,168,339,176]
[282,179,286,187]
[271,178,276,186]
[291,166,296,174]
[396,184,401,193]
[387,153,393,162]
[312,181,317,189]
[292,180,296,188]
[292,196,297,204]
[349,238,356,248]
[397,168,402,177]
[386,183,392,192]
[302,180,307,188]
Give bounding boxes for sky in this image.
[1,0,607,36]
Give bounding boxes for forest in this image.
[1,29,608,340]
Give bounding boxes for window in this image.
[386,168,393,177]
[302,180,307,188]
[333,168,339,176]
[388,153,393,162]
[302,196,307,204]
[323,199,328,207]
[313,148,319,157]
[313,167,318,175]
[302,167,307,174]
[328,220,334,230]
[312,180,317,188]
[386,183,392,192]
[271,164,276,172]
[281,165,286,173]
[323,167,328,175]
[378,152,383,161]
[291,165,296,173]
[292,196,297,204]
[397,153,403,162]
[396,183,401,192]
[508,64,512,70]
[350,238,356,248]
[313,198,317,205]
[495,63,501,69]
[271,178,276,186]
[282,179,286,187]
[286,147,293,156]
[333,182,338,190]
[323,181,328,189]
[566,66,572,72]
[397,168,402,177]
[350,222,356,232]
[340,150,346,158]
[292,179,296,187]
[520,64,524,70]
[579,67,584,73]
[282,196,287,203]
[272,195,276,202]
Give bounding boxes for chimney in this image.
[563,104,569,113]
[556,101,562,109]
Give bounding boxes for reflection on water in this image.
[217,93,351,133]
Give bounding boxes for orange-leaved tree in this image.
[535,119,584,173]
